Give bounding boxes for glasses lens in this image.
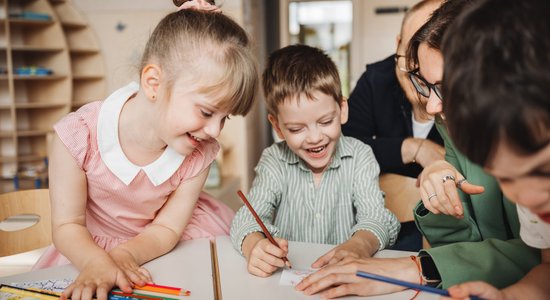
[434,84,443,100]
[409,73,430,97]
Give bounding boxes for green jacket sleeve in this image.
[420,238,540,289]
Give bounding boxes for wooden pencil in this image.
[237,190,292,268]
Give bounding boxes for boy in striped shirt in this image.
[230,44,400,277]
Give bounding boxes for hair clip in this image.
[173,0,216,7]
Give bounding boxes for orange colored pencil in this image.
[134,283,190,296]
[237,190,292,268]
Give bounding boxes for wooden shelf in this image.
[12,75,67,80]
[1,0,106,193]
[13,102,66,109]
[16,129,52,137]
[70,48,99,54]
[9,19,55,27]
[10,45,64,52]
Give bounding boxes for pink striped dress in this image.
[34,82,234,269]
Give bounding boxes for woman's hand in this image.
[443,281,505,300]
[109,247,153,288]
[311,231,378,268]
[416,139,445,168]
[242,232,289,277]
[61,255,132,300]
[419,160,484,217]
[296,256,418,299]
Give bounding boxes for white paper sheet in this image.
[278,268,316,286]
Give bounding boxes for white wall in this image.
[72,0,172,92]
[351,0,416,88]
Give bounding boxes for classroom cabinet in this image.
[0,0,106,193]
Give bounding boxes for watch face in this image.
[420,255,441,281]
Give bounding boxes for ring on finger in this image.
[442,174,456,183]
[428,193,437,200]
[456,178,467,189]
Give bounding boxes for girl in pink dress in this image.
[35,2,258,300]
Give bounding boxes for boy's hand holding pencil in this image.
[237,190,293,277]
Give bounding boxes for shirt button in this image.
[315,213,321,219]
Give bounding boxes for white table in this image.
[215,236,438,300]
[0,239,215,300]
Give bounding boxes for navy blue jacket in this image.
[343,55,443,178]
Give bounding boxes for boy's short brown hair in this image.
[262,44,342,116]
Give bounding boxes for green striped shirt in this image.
[230,136,400,255]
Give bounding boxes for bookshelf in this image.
[0,0,106,193]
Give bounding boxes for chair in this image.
[379,174,420,223]
[379,174,431,249]
[0,189,52,257]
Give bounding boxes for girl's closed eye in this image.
[200,109,213,118]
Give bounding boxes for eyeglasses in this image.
[408,69,443,100]
[394,54,408,72]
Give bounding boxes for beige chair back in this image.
[0,189,52,257]
[379,174,420,223]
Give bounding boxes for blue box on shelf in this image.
[15,66,53,76]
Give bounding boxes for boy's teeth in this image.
[309,146,325,153]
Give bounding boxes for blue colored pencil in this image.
[356,271,483,300]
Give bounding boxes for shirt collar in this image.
[280,137,353,171]
[97,82,185,186]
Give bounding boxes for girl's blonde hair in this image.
[140,10,258,116]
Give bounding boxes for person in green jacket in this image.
[295,0,540,298]
[439,0,550,299]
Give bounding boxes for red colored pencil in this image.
[237,190,292,268]
[134,283,190,296]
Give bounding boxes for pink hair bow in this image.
[177,0,221,12]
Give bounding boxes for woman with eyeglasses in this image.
[295,1,540,298]
[406,0,540,293]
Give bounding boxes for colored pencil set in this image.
[109,283,190,300]
[134,283,191,296]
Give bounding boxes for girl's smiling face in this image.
[153,68,230,156]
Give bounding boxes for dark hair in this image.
[406,0,475,70]
[140,9,258,116]
[262,44,342,115]
[443,0,550,166]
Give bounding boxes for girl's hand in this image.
[296,256,417,299]
[312,231,378,268]
[109,247,153,287]
[419,160,484,217]
[61,256,132,300]
[443,281,505,300]
[242,233,289,277]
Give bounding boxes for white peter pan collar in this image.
[97,82,185,186]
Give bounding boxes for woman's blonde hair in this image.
[140,10,258,116]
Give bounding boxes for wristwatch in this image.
[419,255,442,287]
